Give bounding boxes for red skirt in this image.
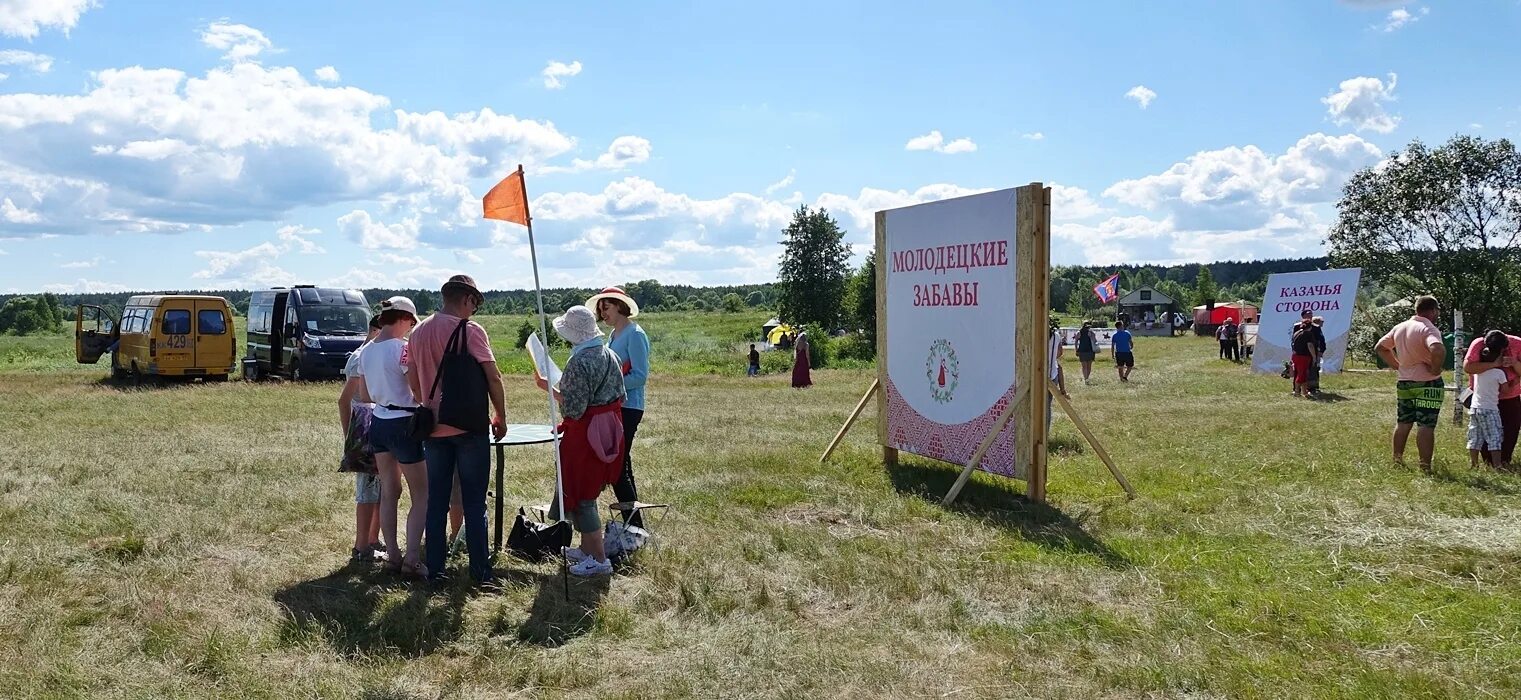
[558,400,625,504]
[1292,354,1312,384]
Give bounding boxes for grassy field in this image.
[3,313,1520,698]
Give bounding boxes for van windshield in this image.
[301,305,371,336]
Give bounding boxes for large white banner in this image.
[883,189,1019,477]
[1252,268,1361,374]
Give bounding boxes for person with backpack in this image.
[535,305,627,576]
[1075,321,1097,385]
[409,274,508,587]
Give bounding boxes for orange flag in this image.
[483,166,530,226]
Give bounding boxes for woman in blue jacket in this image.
[587,287,651,528]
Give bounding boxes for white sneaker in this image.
[562,546,588,564]
[568,557,612,576]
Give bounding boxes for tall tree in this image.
[1327,135,1521,332]
[844,247,877,348]
[776,205,852,329]
[1195,266,1218,305]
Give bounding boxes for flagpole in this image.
[517,163,567,525]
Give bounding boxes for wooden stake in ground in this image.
[1048,380,1135,498]
[941,386,1026,506]
[819,379,879,463]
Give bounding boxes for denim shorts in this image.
[369,415,425,463]
[354,473,382,504]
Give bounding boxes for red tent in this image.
[1193,301,1258,326]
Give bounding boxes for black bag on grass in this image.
[507,508,572,561]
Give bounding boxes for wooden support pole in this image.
[820,379,880,463]
[1048,380,1135,498]
[941,386,1027,506]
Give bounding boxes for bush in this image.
[1348,303,1414,364]
[832,333,876,362]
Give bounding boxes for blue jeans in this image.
[423,432,492,580]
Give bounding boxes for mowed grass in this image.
[2,316,1521,698]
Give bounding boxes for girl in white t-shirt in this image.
[338,315,384,562]
[355,296,429,577]
[1469,332,1515,469]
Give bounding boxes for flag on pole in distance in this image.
[1093,273,1120,304]
[483,167,530,225]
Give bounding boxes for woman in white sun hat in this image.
[585,286,651,529]
[534,305,626,576]
[356,296,430,578]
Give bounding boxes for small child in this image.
[339,315,385,562]
[1469,331,1514,469]
[747,343,760,377]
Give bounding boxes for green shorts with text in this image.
[1396,379,1444,428]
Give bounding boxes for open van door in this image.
[75,305,117,364]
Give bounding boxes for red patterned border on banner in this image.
[884,375,1019,477]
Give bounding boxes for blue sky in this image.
[0,0,1517,294]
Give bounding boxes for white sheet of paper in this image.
[526,332,562,388]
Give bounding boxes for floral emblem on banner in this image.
[925,338,959,404]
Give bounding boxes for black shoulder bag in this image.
[436,319,490,434]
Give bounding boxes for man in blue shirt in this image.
[1112,321,1135,383]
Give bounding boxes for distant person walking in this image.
[792,331,813,388]
[1375,295,1446,473]
[747,343,760,377]
[1468,331,1514,470]
[1463,327,1521,467]
[356,296,428,577]
[1075,321,1097,384]
[411,274,507,587]
[587,286,652,528]
[1112,321,1134,383]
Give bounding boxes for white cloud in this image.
[314,65,340,83]
[1322,73,1400,133]
[542,60,582,89]
[0,57,577,244]
[0,0,94,39]
[1022,132,1045,141]
[455,250,483,265]
[1377,6,1428,32]
[201,22,274,63]
[1056,133,1385,265]
[60,256,99,268]
[1125,85,1157,109]
[1,196,40,223]
[546,135,652,173]
[764,169,796,195]
[0,50,53,77]
[276,224,324,254]
[42,278,131,293]
[338,210,419,250]
[904,130,977,154]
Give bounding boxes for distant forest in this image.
[5,256,1398,326]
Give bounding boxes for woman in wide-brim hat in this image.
[585,286,652,529]
[535,305,626,576]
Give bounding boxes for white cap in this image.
[379,296,419,319]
